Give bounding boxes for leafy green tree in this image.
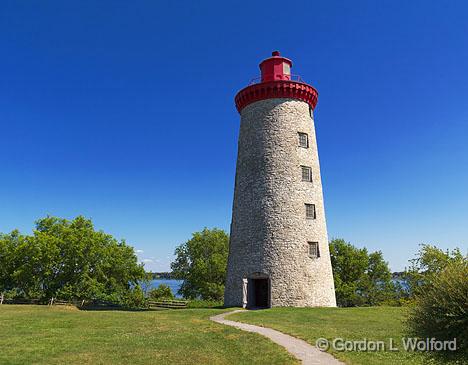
[363,251,399,305]
[0,230,25,295]
[330,239,396,307]
[0,216,146,304]
[11,231,58,298]
[171,228,228,300]
[404,244,464,297]
[148,284,174,300]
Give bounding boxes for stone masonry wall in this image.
[224,98,336,307]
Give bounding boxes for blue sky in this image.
[1,1,467,271]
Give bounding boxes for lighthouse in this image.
[224,51,336,308]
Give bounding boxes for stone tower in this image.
[224,51,336,308]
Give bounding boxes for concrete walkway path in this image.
[210,310,344,365]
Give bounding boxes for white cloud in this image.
[136,249,144,254]
[142,258,154,263]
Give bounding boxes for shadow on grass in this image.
[78,305,150,312]
[186,305,226,310]
[424,351,467,365]
[79,304,228,311]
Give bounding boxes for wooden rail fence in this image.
[147,300,188,309]
[0,293,188,310]
[0,297,41,305]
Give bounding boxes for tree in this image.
[0,230,25,295]
[404,244,464,297]
[171,228,228,300]
[330,239,396,307]
[0,216,146,304]
[363,251,399,305]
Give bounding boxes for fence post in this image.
[0,292,3,305]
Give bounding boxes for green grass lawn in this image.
[228,306,458,365]
[0,305,297,365]
[2,305,461,365]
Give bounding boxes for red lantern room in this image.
[259,51,292,82]
[235,51,318,113]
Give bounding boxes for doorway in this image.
[246,275,270,308]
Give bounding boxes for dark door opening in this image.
[251,278,269,308]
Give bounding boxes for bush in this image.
[407,260,468,356]
[122,286,147,308]
[148,284,174,300]
[186,299,223,308]
[405,244,464,298]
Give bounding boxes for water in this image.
[149,279,183,298]
[148,278,408,300]
[392,278,410,290]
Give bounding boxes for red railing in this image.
[248,74,305,85]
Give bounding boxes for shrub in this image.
[186,299,223,308]
[407,260,468,356]
[122,286,147,308]
[148,284,174,300]
[404,244,464,298]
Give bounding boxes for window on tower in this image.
[308,242,320,258]
[298,132,309,148]
[301,166,312,182]
[305,204,316,219]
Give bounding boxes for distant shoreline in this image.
[147,272,175,280]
